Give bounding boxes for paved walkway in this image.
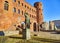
[37,31,60,40]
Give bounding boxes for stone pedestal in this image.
[22,29,30,40]
[26,29,30,40]
[22,29,26,39]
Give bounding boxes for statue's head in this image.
[24,13,28,17]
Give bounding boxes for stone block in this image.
[0,31,19,36]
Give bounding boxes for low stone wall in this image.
[0,31,19,36]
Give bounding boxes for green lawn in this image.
[0,35,60,43]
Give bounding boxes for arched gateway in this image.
[33,22,37,32]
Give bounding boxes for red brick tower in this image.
[34,2,43,24]
[34,2,43,31]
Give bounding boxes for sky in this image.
[26,0,60,22]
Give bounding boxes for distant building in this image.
[53,20,60,29]
[49,21,55,30]
[0,0,43,32]
[42,22,49,30]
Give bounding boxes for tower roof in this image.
[34,2,42,4]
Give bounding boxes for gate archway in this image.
[33,23,36,32]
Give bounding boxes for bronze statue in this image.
[24,13,30,29]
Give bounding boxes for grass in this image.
[32,36,60,43]
[0,36,8,43]
[0,35,60,43]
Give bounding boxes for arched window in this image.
[18,1,20,5]
[18,9,20,14]
[22,11,23,15]
[13,7,16,12]
[13,0,16,2]
[4,1,9,11]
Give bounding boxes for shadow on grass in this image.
[9,36,24,39]
[32,37,60,43]
[51,32,60,34]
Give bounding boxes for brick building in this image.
[0,0,43,32]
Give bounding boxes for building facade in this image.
[0,0,43,32]
[53,20,60,30]
[42,22,49,30]
[49,21,55,30]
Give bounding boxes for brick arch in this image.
[33,22,37,32]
